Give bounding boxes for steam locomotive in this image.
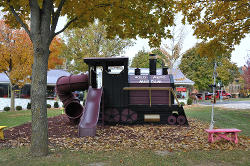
[56,54,188,136]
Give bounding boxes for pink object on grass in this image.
[205,128,241,144]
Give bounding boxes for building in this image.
[0,69,70,98]
[0,68,194,103]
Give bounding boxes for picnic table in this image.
[205,128,241,144]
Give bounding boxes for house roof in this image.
[0,69,71,85]
[47,69,71,85]
[0,68,194,86]
[0,73,9,84]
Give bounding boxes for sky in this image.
[56,15,249,67]
[121,24,250,68]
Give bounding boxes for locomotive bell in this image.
[149,54,157,75]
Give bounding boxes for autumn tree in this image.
[0,0,178,156]
[179,44,239,91]
[242,57,250,95]
[177,0,249,53]
[48,36,65,69]
[0,20,33,111]
[62,21,134,74]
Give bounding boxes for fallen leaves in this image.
[0,115,249,152]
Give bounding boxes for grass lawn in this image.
[0,147,249,166]
[0,109,62,128]
[0,105,249,166]
[185,106,250,136]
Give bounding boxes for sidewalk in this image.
[198,100,250,109]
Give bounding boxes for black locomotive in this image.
[84,54,188,126]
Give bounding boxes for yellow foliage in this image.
[0,20,65,87]
[177,0,249,54]
[0,20,32,87]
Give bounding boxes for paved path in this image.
[199,100,250,109]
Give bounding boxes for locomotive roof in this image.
[84,57,128,66]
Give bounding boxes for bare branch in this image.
[53,17,77,38]
[51,0,66,33]
[8,5,31,38]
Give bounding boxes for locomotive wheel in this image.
[104,108,120,123]
[121,109,138,123]
[167,115,176,125]
[177,115,186,125]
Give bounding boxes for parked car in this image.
[205,92,213,100]
[216,90,232,99]
[196,93,203,100]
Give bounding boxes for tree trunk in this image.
[30,41,49,156]
[10,83,15,111]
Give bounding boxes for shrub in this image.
[54,102,59,108]
[47,104,51,108]
[16,106,22,111]
[4,107,10,112]
[27,102,31,109]
[180,102,185,106]
[187,98,193,105]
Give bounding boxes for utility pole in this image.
[209,61,217,130]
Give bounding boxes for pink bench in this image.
[205,128,241,144]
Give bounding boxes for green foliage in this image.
[187,98,193,105]
[26,102,31,110]
[47,104,51,109]
[130,49,165,68]
[63,21,134,73]
[3,107,10,112]
[179,44,240,91]
[15,106,22,111]
[54,102,59,108]
[130,49,150,68]
[180,102,185,106]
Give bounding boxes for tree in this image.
[0,20,33,111]
[158,25,185,69]
[242,57,250,95]
[177,0,249,53]
[130,49,150,68]
[0,19,65,112]
[62,21,134,74]
[179,44,239,91]
[48,36,65,69]
[0,0,177,156]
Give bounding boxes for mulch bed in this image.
[0,115,249,152]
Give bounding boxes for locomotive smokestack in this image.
[135,68,141,75]
[162,67,168,75]
[149,54,157,75]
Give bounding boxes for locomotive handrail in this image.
[123,87,180,107]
